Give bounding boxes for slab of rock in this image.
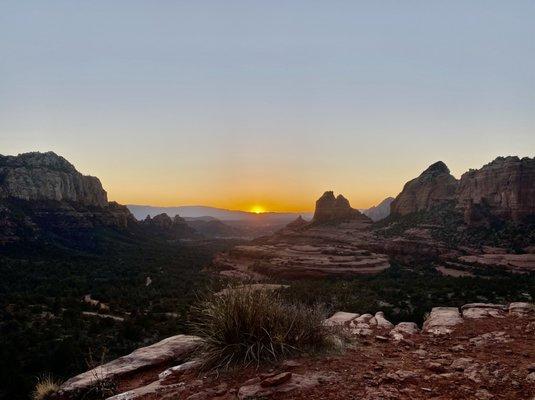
[61,335,201,394]
[422,307,463,335]
[238,372,327,399]
[461,303,506,319]
[390,322,419,341]
[509,302,535,317]
[325,311,359,326]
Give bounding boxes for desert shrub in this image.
[191,286,332,369]
[32,376,60,400]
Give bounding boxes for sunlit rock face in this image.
[313,191,370,224]
[0,152,135,245]
[390,161,459,216]
[457,156,535,224]
[0,151,108,207]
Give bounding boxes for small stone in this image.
[375,335,389,342]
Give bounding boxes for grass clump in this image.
[32,376,60,400]
[191,286,333,369]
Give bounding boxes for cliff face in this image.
[313,191,370,224]
[457,156,535,224]
[0,152,135,245]
[390,157,535,225]
[0,152,108,207]
[390,162,459,216]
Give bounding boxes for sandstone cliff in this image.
[312,191,370,224]
[0,152,135,245]
[457,156,535,224]
[390,157,535,225]
[390,161,458,216]
[0,151,108,207]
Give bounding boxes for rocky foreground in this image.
[57,302,535,400]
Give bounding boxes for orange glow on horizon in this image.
[250,205,266,214]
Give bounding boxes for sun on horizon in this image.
[250,205,266,214]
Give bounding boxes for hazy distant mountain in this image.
[361,197,395,222]
[127,204,313,223]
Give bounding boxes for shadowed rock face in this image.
[313,191,370,223]
[0,152,108,207]
[390,161,459,216]
[457,156,535,224]
[141,213,197,239]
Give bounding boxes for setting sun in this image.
[250,205,266,214]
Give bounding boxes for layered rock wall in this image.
[457,156,535,223]
[0,152,108,207]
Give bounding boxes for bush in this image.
[191,286,332,369]
[32,376,60,400]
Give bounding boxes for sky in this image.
[1,1,534,212]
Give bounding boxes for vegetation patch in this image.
[191,286,333,369]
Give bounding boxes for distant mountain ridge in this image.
[127,204,313,223]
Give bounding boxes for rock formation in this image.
[390,157,535,225]
[0,151,108,206]
[141,213,197,240]
[390,161,458,216]
[0,152,135,245]
[284,215,309,230]
[362,197,394,221]
[312,191,370,224]
[457,156,535,224]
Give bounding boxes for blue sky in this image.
[1,1,534,210]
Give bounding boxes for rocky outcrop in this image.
[141,213,197,240]
[58,302,534,400]
[0,152,137,245]
[390,157,535,225]
[390,161,458,216]
[285,215,309,230]
[457,156,535,224]
[60,335,201,395]
[0,152,108,206]
[313,191,370,224]
[362,197,394,222]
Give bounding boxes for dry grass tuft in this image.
[191,285,333,370]
[32,376,60,400]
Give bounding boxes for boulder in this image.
[324,311,359,327]
[422,307,463,335]
[374,311,394,329]
[60,335,201,394]
[389,322,419,341]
